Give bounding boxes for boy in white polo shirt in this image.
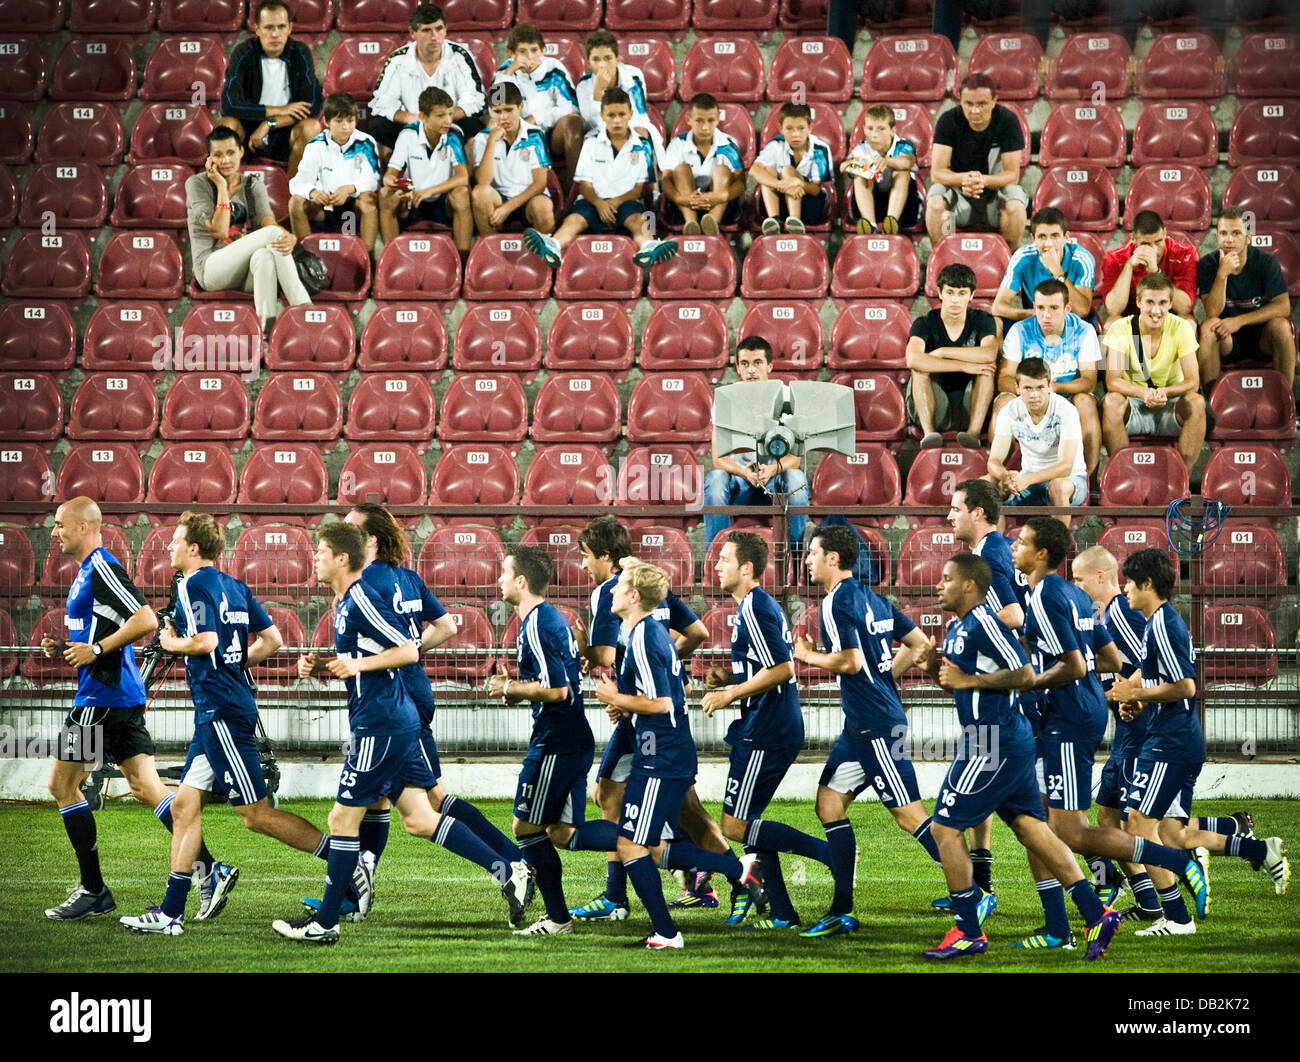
[523,88,676,271]
[751,102,833,235]
[288,92,381,251]
[379,87,472,253]
[842,104,922,235]
[576,30,663,166]
[469,81,556,238]
[661,92,745,236]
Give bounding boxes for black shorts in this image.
[233,119,292,163]
[1220,322,1268,364]
[405,195,453,227]
[661,195,742,227]
[848,177,923,228]
[59,705,155,765]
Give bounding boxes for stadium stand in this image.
[620,35,676,100]
[830,372,910,443]
[359,304,449,372]
[452,304,542,374]
[739,301,825,378]
[229,525,317,603]
[1200,444,1293,514]
[647,235,737,301]
[1229,100,1300,168]
[54,444,146,523]
[1037,103,1127,172]
[827,301,916,380]
[300,233,372,301]
[416,525,507,598]
[606,0,690,32]
[544,303,635,374]
[0,373,62,443]
[68,0,154,34]
[740,235,830,300]
[109,161,192,229]
[639,301,730,377]
[237,444,331,522]
[437,374,529,444]
[140,35,227,101]
[1031,164,1119,232]
[146,443,239,509]
[464,235,554,302]
[337,443,427,514]
[158,0,246,33]
[678,36,766,102]
[1208,370,1297,443]
[1223,164,1300,231]
[1045,32,1130,100]
[767,36,853,102]
[0,37,50,101]
[159,372,252,444]
[0,302,75,373]
[1132,101,1220,170]
[428,444,521,524]
[811,448,904,512]
[34,102,123,167]
[521,446,616,518]
[82,302,171,372]
[1136,32,1226,98]
[861,34,957,102]
[2,0,62,32]
[1231,31,1299,96]
[65,373,158,445]
[1099,446,1190,513]
[555,237,644,303]
[0,103,34,166]
[266,304,357,373]
[625,372,714,446]
[531,374,623,445]
[1201,604,1278,686]
[322,34,405,103]
[963,32,1043,99]
[252,372,344,444]
[2,231,91,299]
[94,231,185,301]
[0,445,55,518]
[374,234,462,301]
[345,372,437,446]
[924,233,1010,301]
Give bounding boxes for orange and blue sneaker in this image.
[669,871,719,910]
[1083,906,1122,962]
[923,925,988,960]
[799,913,859,939]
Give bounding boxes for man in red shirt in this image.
[1101,210,1197,320]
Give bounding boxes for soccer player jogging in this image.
[920,554,1120,961]
[793,525,943,939]
[119,512,332,935]
[699,532,832,931]
[1107,549,1290,937]
[276,524,530,944]
[594,558,767,949]
[41,498,222,923]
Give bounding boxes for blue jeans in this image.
[703,468,810,549]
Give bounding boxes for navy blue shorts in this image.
[819,730,923,809]
[935,737,1043,831]
[406,195,453,228]
[1125,754,1201,821]
[1096,751,1139,813]
[722,744,799,821]
[760,189,826,224]
[661,195,742,227]
[621,770,690,847]
[515,746,591,826]
[181,716,267,807]
[597,720,636,784]
[417,727,442,783]
[568,197,647,235]
[1041,715,1105,812]
[336,731,435,807]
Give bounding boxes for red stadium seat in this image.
[455,35,498,85]
[851,103,933,176]
[1099,446,1189,511]
[18,163,106,229]
[1094,520,1173,575]
[134,524,183,597]
[160,372,251,443]
[669,103,756,167]
[621,35,677,101]
[1046,33,1130,100]
[895,526,960,592]
[252,372,344,444]
[452,304,541,373]
[141,36,228,101]
[22,609,75,683]
[738,302,824,376]
[1251,228,1300,297]
[0,526,35,602]
[1201,604,1276,686]
[1137,33,1225,99]
[311,608,335,649]
[860,34,957,103]
[830,234,920,300]
[1223,165,1300,232]
[427,604,496,682]
[237,443,331,522]
[67,373,158,444]
[629,526,694,590]
[463,234,552,302]
[639,301,730,377]
[0,610,16,677]
[647,235,737,301]
[266,304,356,373]
[1126,164,1213,233]
[532,374,622,445]
[1037,103,1127,171]
[301,234,372,301]
[1202,524,1287,598]
[760,101,847,167]
[0,37,49,102]
[615,445,703,526]
[828,302,913,375]
[897,604,953,685]
[704,527,777,591]
[147,443,238,511]
[428,445,519,527]
[902,447,989,525]
[692,0,777,30]
[1031,164,1118,232]
[0,445,54,520]
[2,0,62,32]
[1131,101,1218,171]
[691,605,736,677]
[345,372,436,446]
[50,38,136,100]
[83,302,171,372]
[2,231,91,300]
[94,231,185,301]
[1200,444,1291,513]
[374,234,461,301]
[175,303,261,373]
[437,374,528,444]
[417,525,506,599]
[0,302,75,373]
[69,0,153,33]
[250,607,306,684]
[128,103,214,167]
[964,33,1043,101]
[158,0,244,31]
[517,0,602,30]
[555,236,643,302]
[229,525,316,602]
[1228,100,1300,168]
[0,373,62,443]
[739,235,829,300]
[1231,32,1299,98]
[1207,370,1296,444]
[518,525,587,596]
[607,0,689,32]
[56,444,146,524]
[830,373,909,443]
[925,233,1010,300]
[521,445,615,517]
[359,304,448,372]
[35,103,123,167]
[322,34,404,103]
[109,161,191,229]
[245,0,333,35]
[533,36,584,86]
[1,167,17,226]
[240,162,291,223]
[812,446,904,515]
[43,526,130,595]
[767,36,853,102]
[544,302,634,374]
[679,36,765,102]
[625,373,713,446]
[336,0,416,30]
[779,0,830,30]
[0,103,33,166]
[338,443,426,514]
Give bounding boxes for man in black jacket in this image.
[218,1,322,178]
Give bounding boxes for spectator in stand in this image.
[492,23,588,188]
[380,87,473,254]
[1197,205,1296,387]
[752,102,834,235]
[1101,210,1197,320]
[469,82,555,239]
[841,104,922,235]
[575,30,663,166]
[522,88,676,270]
[992,207,1095,323]
[660,92,745,236]
[369,3,486,166]
[703,336,811,555]
[187,127,310,336]
[995,279,1103,476]
[218,0,321,179]
[905,263,1000,450]
[986,357,1089,527]
[1101,272,1206,471]
[925,74,1028,250]
[288,93,381,253]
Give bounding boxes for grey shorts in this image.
[1125,395,1182,436]
[905,374,973,432]
[928,182,1028,228]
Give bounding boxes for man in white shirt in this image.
[987,357,1088,527]
[469,81,555,237]
[288,93,381,252]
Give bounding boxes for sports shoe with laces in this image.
[976,890,997,926]
[724,853,769,924]
[272,911,339,944]
[784,217,805,234]
[120,905,184,936]
[1256,836,1290,894]
[1181,855,1211,919]
[195,861,239,922]
[800,913,859,939]
[523,227,562,268]
[45,884,115,921]
[738,917,801,931]
[1119,904,1163,923]
[514,916,574,936]
[632,239,678,268]
[1011,926,1076,950]
[700,214,720,236]
[1134,916,1196,937]
[923,925,988,960]
[1231,810,1256,838]
[352,850,376,920]
[568,893,629,920]
[627,931,684,949]
[503,859,534,927]
[669,871,719,909]
[1083,906,1122,961]
[760,216,781,235]
[300,896,362,922]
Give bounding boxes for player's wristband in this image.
[503,678,513,698]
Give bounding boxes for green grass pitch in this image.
[3,797,1296,973]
